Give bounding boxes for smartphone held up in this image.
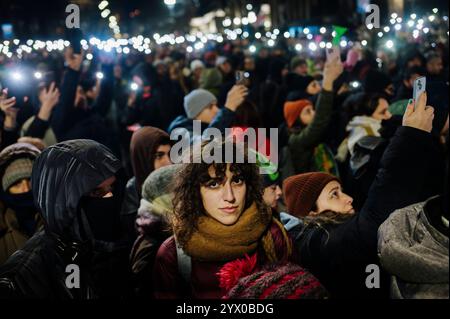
[235,71,250,87]
[413,76,426,110]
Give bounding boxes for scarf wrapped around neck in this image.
[183,202,273,262]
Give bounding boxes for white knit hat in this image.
[190,59,205,71]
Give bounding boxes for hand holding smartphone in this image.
[235,71,250,87]
[413,76,426,110]
[326,45,341,62]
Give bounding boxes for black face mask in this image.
[1,191,37,237]
[80,195,121,242]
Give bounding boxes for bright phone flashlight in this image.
[11,71,23,81]
[130,82,139,91]
[350,81,361,89]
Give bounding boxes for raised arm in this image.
[357,92,436,246]
[50,48,82,139]
[208,85,248,132]
[289,56,343,149]
[24,82,60,139]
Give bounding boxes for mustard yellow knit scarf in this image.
[183,202,272,262]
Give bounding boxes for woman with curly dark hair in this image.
[152,141,293,299]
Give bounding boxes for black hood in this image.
[31,139,122,244]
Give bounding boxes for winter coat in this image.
[0,143,42,264]
[21,116,58,147]
[0,203,43,266]
[378,196,449,299]
[288,126,439,298]
[121,127,171,243]
[0,140,130,299]
[122,177,140,242]
[50,66,115,152]
[129,164,180,298]
[167,107,236,137]
[129,196,172,298]
[280,90,334,180]
[152,222,291,299]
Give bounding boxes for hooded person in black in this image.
[0,143,42,264]
[121,127,172,243]
[0,139,130,299]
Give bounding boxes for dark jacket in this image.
[289,126,438,298]
[122,177,140,242]
[153,222,290,299]
[0,127,19,151]
[129,164,180,298]
[0,140,130,299]
[121,127,170,243]
[130,207,171,298]
[167,107,236,136]
[124,88,163,130]
[280,90,334,180]
[0,143,42,265]
[257,80,287,130]
[50,66,115,151]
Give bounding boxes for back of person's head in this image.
[363,70,393,96]
[425,51,443,75]
[231,100,263,129]
[344,92,384,118]
[403,66,426,82]
[401,47,424,66]
[268,58,287,84]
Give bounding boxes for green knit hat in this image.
[2,158,33,192]
[249,148,280,187]
[199,68,223,96]
[141,164,182,216]
[389,99,409,116]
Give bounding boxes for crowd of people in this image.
[0,31,448,299]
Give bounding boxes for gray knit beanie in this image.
[184,89,217,119]
[2,158,33,192]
